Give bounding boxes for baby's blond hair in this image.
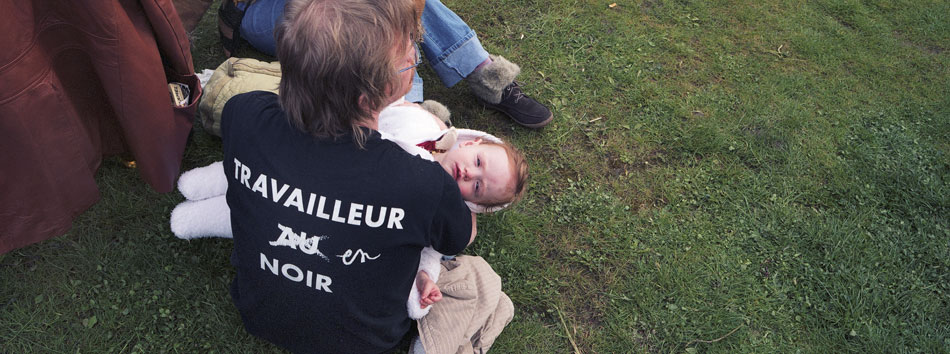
[478,140,528,209]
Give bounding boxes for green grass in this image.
[2,0,948,352]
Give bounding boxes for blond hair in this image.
[275,0,421,146]
[480,140,529,209]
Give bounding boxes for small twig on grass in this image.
[554,304,583,354]
[677,324,743,353]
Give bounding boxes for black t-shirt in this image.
[221,91,471,353]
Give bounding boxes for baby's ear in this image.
[459,138,481,147]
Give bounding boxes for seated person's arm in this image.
[470,212,477,245]
[429,171,474,256]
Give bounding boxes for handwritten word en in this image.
[336,249,380,265]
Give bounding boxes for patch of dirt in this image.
[640,0,662,13]
[602,148,669,179]
[1,295,16,310]
[894,31,945,55]
[574,296,605,329]
[648,196,669,209]
[636,327,660,353]
[759,258,774,279]
[745,126,764,138]
[633,149,669,171]
[552,271,613,352]
[604,150,628,177]
[544,247,567,261]
[836,18,855,30]
[601,20,616,35]
[587,140,673,212]
[743,125,786,151]
[771,139,787,150]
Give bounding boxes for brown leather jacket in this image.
[0,0,200,253]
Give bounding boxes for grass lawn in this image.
[2,0,948,352]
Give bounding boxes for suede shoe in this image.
[480,82,553,128]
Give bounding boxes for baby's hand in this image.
[416,270,442,308]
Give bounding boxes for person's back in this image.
[220,0,472,352]
[222,92,470,352]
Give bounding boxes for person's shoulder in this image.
[221,91,282,138]
[226,91,279,112]
[373,139,450,184]
[376,139,438,167]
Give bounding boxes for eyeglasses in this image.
[397,42,422,74]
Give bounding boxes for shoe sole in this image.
[481,101,554,128]
[495,109,553,128]
[515,113,554,128]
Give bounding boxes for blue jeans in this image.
[417,0,491,91]
[238,0,489,102]
[237,0,285,57]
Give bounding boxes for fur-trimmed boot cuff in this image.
[468,55,520,104]
[420,100,452,127]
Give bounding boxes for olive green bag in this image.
[198,57,281,136]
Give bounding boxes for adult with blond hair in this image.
[220,0,474,352]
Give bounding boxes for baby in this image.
[410,136,526,309]
[171,101,528,317]
[377,101,528,311]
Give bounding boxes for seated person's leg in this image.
[420,0,490,88]
[239,0,288,56]
[218,0,248,57]
[421,0,553,128]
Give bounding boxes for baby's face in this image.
[437,139,514,206]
